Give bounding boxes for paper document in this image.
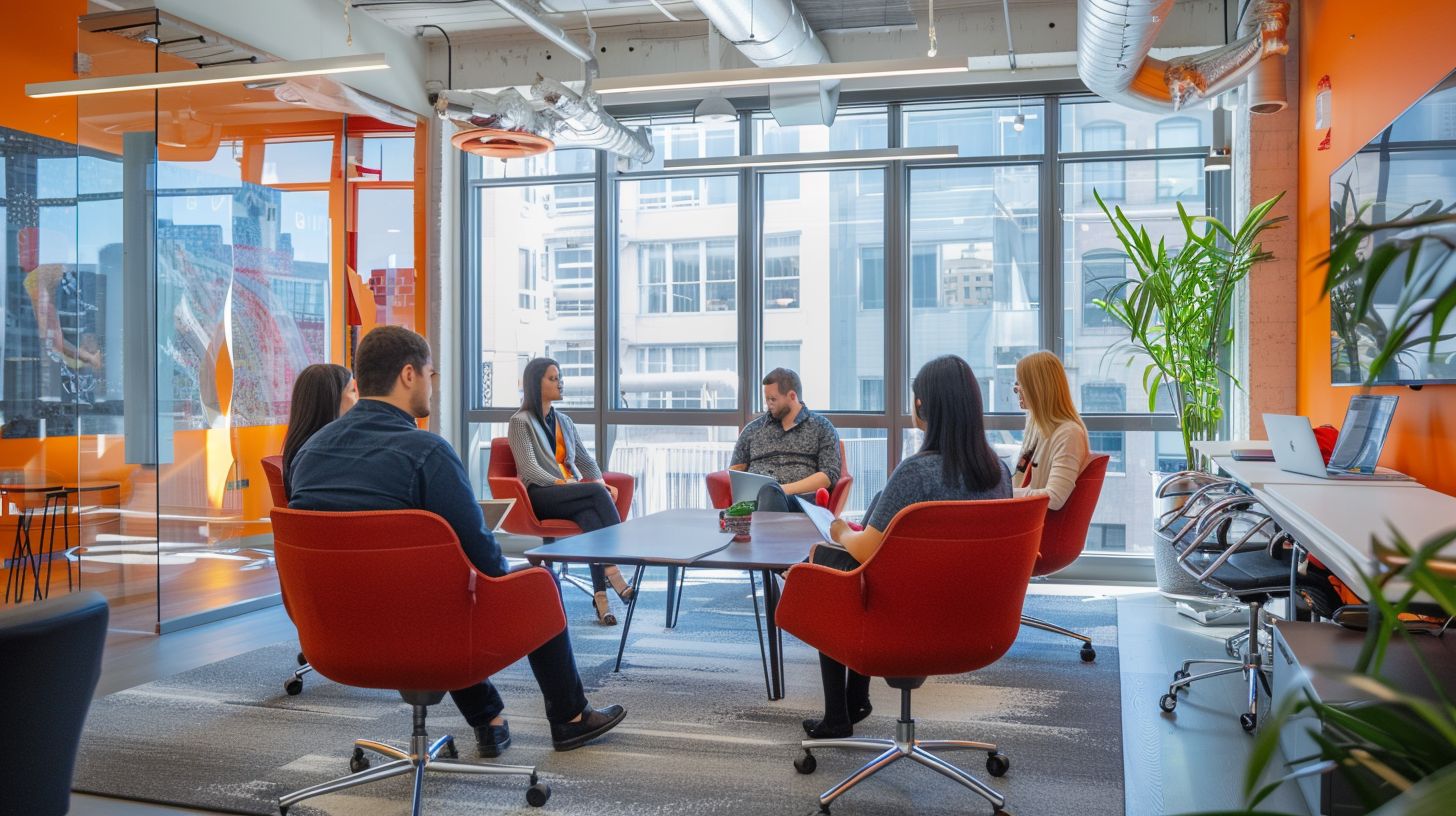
[795,496,841,545]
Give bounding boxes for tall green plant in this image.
[1092,191,1287,466]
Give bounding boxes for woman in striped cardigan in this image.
[508,357,634,625]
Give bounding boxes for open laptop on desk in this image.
[477,498,515,531]
[1264,395,1413,481]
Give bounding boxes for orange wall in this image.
[1,1,83,140]
[1297,0,1456,495]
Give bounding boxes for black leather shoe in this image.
[550,704,626,751]
[802,704,871,739]
[474,721,511,757]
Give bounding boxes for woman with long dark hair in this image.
[802,354,1011,739]
[507,357,633,625]
[282,363,358,496]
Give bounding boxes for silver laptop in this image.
[478,498,516,531]
[1263,401,1411,482]
[729,469,779,504]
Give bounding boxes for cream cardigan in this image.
[1012,419,1090,512]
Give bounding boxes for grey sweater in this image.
[507,408,603,487]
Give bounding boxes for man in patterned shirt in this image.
[730,367,842,512]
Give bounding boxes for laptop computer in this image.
[477,498,516,531]
[729,469,780,504]
[1263,396,1412,481]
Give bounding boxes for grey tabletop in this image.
[522,508,828,570]
[524,508,737,566]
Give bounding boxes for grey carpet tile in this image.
[75,570,1123,815]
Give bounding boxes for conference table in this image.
[524,508,827,701]
[1191,441,1455,603]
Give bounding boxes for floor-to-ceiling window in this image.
[464,93,1220,562]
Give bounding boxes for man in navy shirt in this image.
[289,326,625,756]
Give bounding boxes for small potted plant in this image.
[722,500,755,540]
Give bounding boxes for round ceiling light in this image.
[450,127,554,159]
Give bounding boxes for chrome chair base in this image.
[278,704,549,815]
[795,693,1010,814]
[1158,601,1271,733]
[1020,613,1097,661]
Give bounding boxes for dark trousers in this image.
[527,482,621,591]
[755,482,816,514]
[810,544,872,726]
[449,627,588,727]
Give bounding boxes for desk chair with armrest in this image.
[777,496,1049,815]
[261,455,313,697]
[1020,454,1109,662]
[271,508,562,815]
[486,437,635,597]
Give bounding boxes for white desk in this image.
[1209,456,1425,490]
[1253,484,1456,597]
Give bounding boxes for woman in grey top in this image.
[508,357,634,625]
[803,354,1011,739]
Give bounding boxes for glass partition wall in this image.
[0,13,417,632]
[464,95,1219,565]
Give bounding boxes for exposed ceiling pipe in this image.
[491,0,598,87]
[690,0,839,127]
[1076,0,1290,113]
[1000,0,1017,70]
[532,76,654,163]
[1241,0,1288,113]
[469,1,652,162]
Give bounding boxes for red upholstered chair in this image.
[271,508,562,815]
[261,455,315,696]
[1020,454,1111,662]
[705,438,854,515]
[486,437,634,595]
[776,496,1049,815]
[261,455,288,510]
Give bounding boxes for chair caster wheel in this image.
[986,752,1010,777]
[1240,713,1257,733]
[284,677,303,696]
[440,738,457,759]
[794,750,817,774]
[296,651,307,666]
[278,807,289,816]
[1172,669,1189,682]
[994,809,1014,816]
[526,781,551,807]
[349,746,370,773]
[1080,644,1096,662]
[1159,693,1178,713]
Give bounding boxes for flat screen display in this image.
[1329,68,1456,385]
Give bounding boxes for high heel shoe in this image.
[604,565,635,602]
[593,592,617,626]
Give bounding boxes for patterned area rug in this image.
[75,572,1124,815]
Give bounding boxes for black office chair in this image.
[0,591,109,815]
[1156,497,1341,732]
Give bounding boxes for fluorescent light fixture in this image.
[25,53,389,99]
[594,57,972,96]
[664,146,959,171]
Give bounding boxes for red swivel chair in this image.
[261,455,314,696]
[705,439,854,515]
[271,508,563,815]
[777,496,1049,815]
[1020,454,1110,662]
[486,437,634,596]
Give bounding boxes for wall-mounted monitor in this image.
[1330,67,1456,386]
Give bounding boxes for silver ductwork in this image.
[531,77,654,163]
[444,1,650,162]
[691,0,838,126]
[1077,0,1290,113]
